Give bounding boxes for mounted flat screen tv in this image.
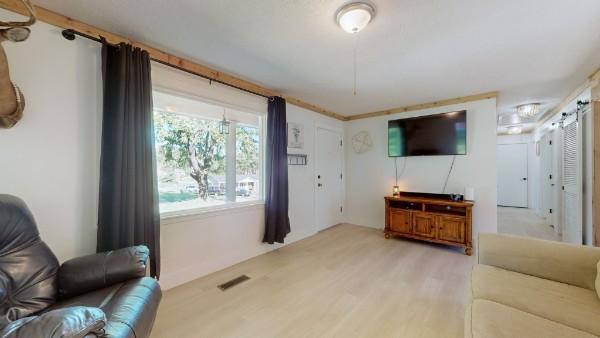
[388,110,467,157]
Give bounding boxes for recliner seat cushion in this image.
[48,277,161,338]
[0,195,59,328]
[467,299,595,338]
[471,264,600,336]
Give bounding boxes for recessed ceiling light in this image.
[336,2,376,34]
[507,126,522,135]
[516,103,540,118]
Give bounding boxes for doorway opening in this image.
[496,98,593,245]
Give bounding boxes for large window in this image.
[153,91,263,215]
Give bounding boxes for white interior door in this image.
[551,130,562,233]
[562,115,583,245]
[539,133,556,226]
[315,127,343,231]
[497,143,528,207]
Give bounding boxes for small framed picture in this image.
[287,122,304,149]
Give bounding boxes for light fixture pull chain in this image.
[353,35,357,96]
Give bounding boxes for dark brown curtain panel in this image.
[263,96,291,244]
[97,42,160,278]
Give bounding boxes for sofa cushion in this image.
[466,299,595,338]
[471,264,600,336]
[596,260,600,300]
[48,277,161,338]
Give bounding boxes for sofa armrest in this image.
[478,232,600,290]
[58,246,149,299]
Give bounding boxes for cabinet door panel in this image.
[412,213,436,238]
[438,216,466,243]
[390,210,411,234]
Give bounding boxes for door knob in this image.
[318,183,322,187]
[522,178,527,181]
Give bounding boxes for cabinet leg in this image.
[384,232,391,239]
[465,247,472,256]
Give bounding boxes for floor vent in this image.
[218,275,250,291]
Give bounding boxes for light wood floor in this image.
[151,224,474,338]
[497,207,561,242]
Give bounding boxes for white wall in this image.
[497,133,538,210]
[159,101,344,289]
[152,64,344,289]
[344,99,498,240]
[0,12,345,289]
[0,13,102,262]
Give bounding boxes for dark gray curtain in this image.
[263,96,291,244]
[97,42,160,278]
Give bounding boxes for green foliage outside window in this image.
[154,111,260,202]
[154,111,225,200]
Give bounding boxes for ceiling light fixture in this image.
[509,113,521,124]
[516,103,541,118]
[336,2,375,96]
[507,126,522,135]
[336,2,375,34]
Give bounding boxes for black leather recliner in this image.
[0,194,162,337]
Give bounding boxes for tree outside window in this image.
[153,92,262,214]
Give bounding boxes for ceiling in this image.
[35,0,600,118]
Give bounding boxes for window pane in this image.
[154,109,227,213]
[153,90,263,215]
[236,125,260,202]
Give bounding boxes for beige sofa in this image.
[465,233,600,338]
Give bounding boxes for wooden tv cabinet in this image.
[384,195,474,255]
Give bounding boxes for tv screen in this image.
[388,110,467,157]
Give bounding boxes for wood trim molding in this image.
[0,1,500,123]
[0,0,348,121]
[345,92,498,121]
[538,67,600,125]
[592,83,600,246]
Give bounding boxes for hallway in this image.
[498,207,561,242]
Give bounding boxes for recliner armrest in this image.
[0,306,106,338]
[58,245,149,299]
[478,232,600,290]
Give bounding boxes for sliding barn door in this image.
[562,113,583,244]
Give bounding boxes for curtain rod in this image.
[61,29,275,101]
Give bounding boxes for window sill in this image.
[160,200,265,225]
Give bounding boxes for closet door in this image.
[539,133,554,225]
[497,143,528,208]
[562,113,583,244]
